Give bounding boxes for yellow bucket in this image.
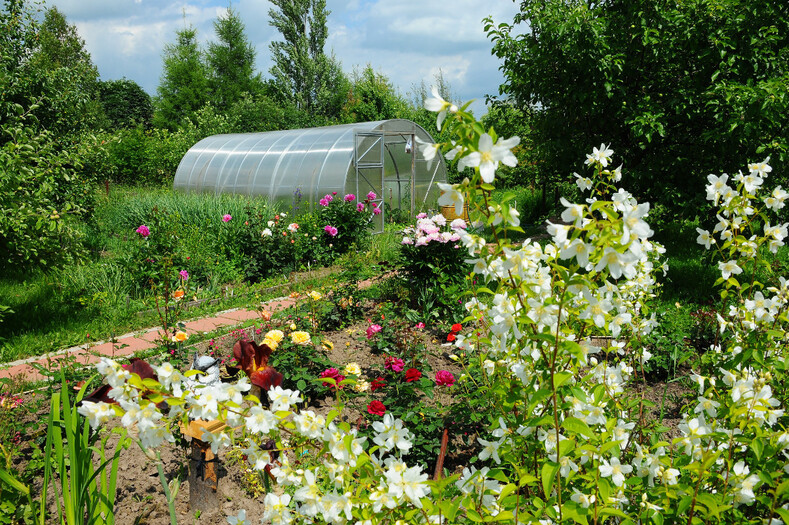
[440,204,469,222]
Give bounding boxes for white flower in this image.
[559,197,585,228]
[226,509,249,525]
[748,157,771,177]
[385,465,429,507]
[599,456,633,487]
[261,228,272,237]
[424,85,457,130]
[268,386,302,412]
[415,136,440,168]
[477,437,504,464]
[458,133,520,183]
[201,428,231,454]
[574,172,593,191]
[77,401,115,429]
[245,405,277,434]
[262,493,292,525]
[571,489,596,508]
[585,143,614,167]
[696,228,714,249]
[718,260,743,280]
[437,182,465,216]
[373,413,414,452]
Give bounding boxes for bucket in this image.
[440,204,469,222]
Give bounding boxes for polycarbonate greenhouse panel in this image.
[174,120,447,222]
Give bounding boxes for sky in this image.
[45,0,522,116]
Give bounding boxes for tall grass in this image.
[91,187,278,251]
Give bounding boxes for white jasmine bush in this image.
[80,91,789,524]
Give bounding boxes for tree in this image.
[99,78,153,129]
[154,25,209,131]
[486,0,789,208]
[268,0,349,119]
[23,6,101,135]
[340,65,411,123]
[0,0,102,270]
[206,7,262,112]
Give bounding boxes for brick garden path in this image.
[0,299,295,384]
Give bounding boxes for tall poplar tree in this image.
[154,25,208,130]
[268,0,348,119]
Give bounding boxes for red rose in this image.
[404,368,422,382]
[371,377,386,392]
[451,323,463,333]
[447,333,456,342]
[367,400,386,416]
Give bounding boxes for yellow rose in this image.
[343,362,361,376]
[265,330,285,343]
[263,338,278,351]
[308,290,322,301]
[353,379,370,393]
[290,331,311,346]
[171,331,188,343]
[290,323,297,331]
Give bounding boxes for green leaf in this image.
[553,371,573,389]
[541,461,559,497]
[0,468,29,495]
[751,437,764,460]
[562,416,594,439]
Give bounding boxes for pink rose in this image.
[135,224,150,237]
[384,356,404,373]
[344,194,356,202]
[366,324,382,339]
[435,370,455,386]
[324,225,338,237]
[222,214,232,222]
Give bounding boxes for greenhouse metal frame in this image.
[173,119,447,232]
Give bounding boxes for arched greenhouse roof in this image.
[173,119,447,223]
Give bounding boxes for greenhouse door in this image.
[354,131,385,233]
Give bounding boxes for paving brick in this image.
[184,318,225,333]
[218,309,259,322]
[0,363,40,382]
[140,330,167,343]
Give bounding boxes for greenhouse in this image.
[173,119,447,230]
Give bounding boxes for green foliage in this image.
[0,112,98,270]
[98,78,153,130]
[399,216,471,321]
[486,0,789,208]
[154,25,209,131]
[42,378,128,525]
[24,5,103,136]
[206,7,263,112]
[340,65,412,123]
[0,1,110,271]
[268,0,350,119]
